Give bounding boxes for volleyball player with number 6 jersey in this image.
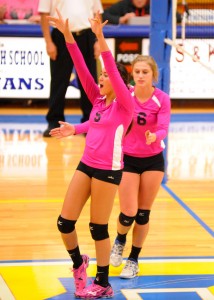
[110,55,171,278]
[48,10,134,299]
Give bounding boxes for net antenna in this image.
[181,0,187,40]
[164,0,214,74]
[172,0,178,41]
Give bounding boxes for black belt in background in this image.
[72,28,90,36]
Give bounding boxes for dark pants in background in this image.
[47,28,97,128]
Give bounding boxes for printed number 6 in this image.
[137,112,146,125]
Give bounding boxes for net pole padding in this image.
[150,0,173,184]
[150,0,172,94]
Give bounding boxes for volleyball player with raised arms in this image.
[48,9,134,299]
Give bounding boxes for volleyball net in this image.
[150,0,214,182]
[164,0,214,74]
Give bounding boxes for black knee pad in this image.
[135,209,150,225]
[119,212,135,227]
[57,215,76,233]
[89,222,109,241]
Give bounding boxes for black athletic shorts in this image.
[123,152,165,174]
[76,161,122,185]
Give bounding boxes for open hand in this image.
[49,121,75,138]
[89,11,108,38]
[47,8,74,43]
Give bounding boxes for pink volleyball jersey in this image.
[123,86,171,157]
[66,43,134,170]
[0,0,39,19]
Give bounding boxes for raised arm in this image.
[47,9,100,103]
[89,12,133,112]
[47,8,75,44]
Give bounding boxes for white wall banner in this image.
[0,37,214,99]
[0,37,80,99]
[170,38,214,99]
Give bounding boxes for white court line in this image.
[0,275,15,300]
[121,288,214,300]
